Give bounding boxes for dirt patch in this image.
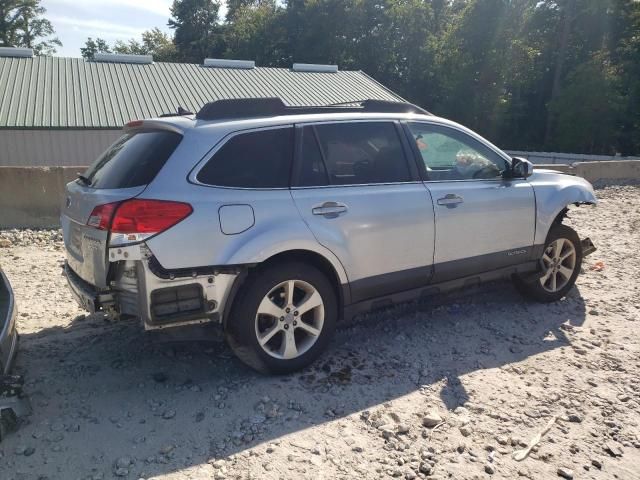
[1,185,639,480]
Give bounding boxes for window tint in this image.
[309,122,410,185]
[84,130,182,189]
[197,127,293,188]
[298,127,329,186]
[407,123,507,180]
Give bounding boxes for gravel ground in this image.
[0,185,639,480]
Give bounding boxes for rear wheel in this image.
[514,224,583,302]
[225,262,337,374]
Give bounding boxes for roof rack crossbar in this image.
[195,98,430,121]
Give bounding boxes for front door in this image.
[291,121,435,303]
[405,122,536,282]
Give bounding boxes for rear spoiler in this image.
[123,118,190,135]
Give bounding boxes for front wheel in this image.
[514,224,583,302]
[225,262,337,374]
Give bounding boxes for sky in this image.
[41,0,226,58]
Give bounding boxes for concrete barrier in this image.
[0,162,639,228]
[535,161,640,182]
[574,161,640,183]
[0,167,81,228]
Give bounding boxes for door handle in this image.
[437,194,464,206]
[312,201,348,217]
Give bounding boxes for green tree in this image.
[113,28,178,62]
[80,37,111,60]
[226,0,270,23]
[169,0,225,62]
[0,0,61,55]
[223,1,286,65]
[549,54,624,154]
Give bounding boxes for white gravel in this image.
[0,184,639,480]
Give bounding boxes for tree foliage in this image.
[0,0,61,55]
[81,29,178,62]
[79,0,640,155]
[169,0,225,62]
[80,37,111,60]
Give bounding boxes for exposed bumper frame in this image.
[63,263,115,314]
[64,255,238,331]
[581,237,597,257]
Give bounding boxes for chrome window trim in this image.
[188,124,295,190]
[290,181,424,190]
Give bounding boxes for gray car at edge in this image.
[61,99,597,374]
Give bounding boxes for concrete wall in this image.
[507,150,640,165]
[574,161,640,183]
[0,161,639,229]
[0,167,81,228]
[0,129,121,167]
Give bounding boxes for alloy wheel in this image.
[539,238,577,293]
[254,279,325,360]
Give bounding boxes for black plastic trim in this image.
[344,261,538,320]
[196,98,430,121]
[148,256,245,280]
[431,247,536,284]
[349,265,434,304]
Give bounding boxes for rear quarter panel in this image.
[141,126,349,284]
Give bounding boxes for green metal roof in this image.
[0,56,403,129]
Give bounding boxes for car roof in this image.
[129,98,437,134]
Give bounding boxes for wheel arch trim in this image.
[222,247,350,327]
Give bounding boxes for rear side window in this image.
[84,130,182,189]
[300,122,410,186]
[197,127,293,188]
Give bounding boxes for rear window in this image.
[83,130,182,189]
[196,127,293,188]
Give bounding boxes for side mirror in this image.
[509,157,533,179]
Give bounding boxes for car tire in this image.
[513,224,583,303]
[225,262,337,374]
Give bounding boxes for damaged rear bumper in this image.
[0,269,19,375]
[63,244,239,330]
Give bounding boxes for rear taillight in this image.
[88,199,193,244]
[111,199,193,234]
[88,202,120,230]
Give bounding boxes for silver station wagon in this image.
[62,98,597,373]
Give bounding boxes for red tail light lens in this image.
[88,199,192,236]
[88,202,120,230]
[110,199,193,234]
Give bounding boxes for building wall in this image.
[0,129,121,167]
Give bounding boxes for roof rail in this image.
[196,98,430,121]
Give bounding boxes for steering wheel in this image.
[472,166,500,179]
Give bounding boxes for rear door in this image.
[404,121,535,282]
[62,129,182,288]
[291,121,435,303]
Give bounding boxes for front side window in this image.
[197,127,293,188]
[298,122,411,186]
[407,123,508,181]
